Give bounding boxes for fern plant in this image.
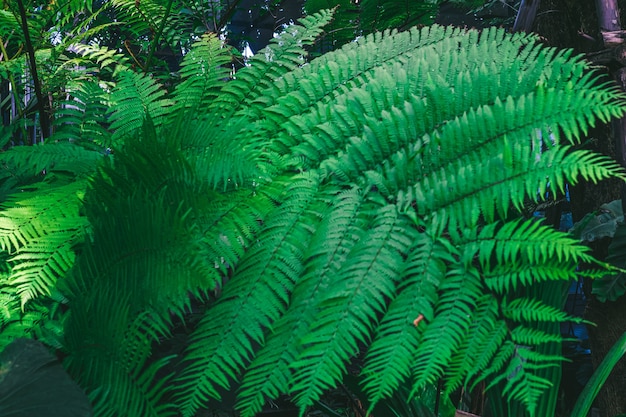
[170,22,626,417]
[2,7,626,417]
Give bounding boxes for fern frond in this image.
[9,231,79,307]
[290,204,417,409]
[471,218,596,269]
[0,142,104,179]
[49,0,93,27]
[235,186,367,417]
[108,70,174,141]
[212,8,335,118]
[360,233,452,407]
[258,25,465,154]
[180,22,626,416]
[410,260,482,394]
[255,24,625,236]
[0,181,88,307]
[502,298,588,325]
[110,0,163,38]
[13,14,622,417]
[68,43,130,76]
[172,33,233,113]
[482,261,578,294]
[176,174,321,417]
[51,80,112,146]
[173,115,261,191]
[64,290,175,417]
[487,346,562,417]
[510,326,567,345]
[444,295,503,395]
[0,10,20,39]
[79,193,209,309]
[195,194,264,282]
[461,321,510,393]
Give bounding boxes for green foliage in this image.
[593,221,626,302]
[174,22,622,417]
[51,81,114,147]
[569,199,623,242]
[571,331,626,417]
[570,200,626,302]
[2,7,626,417]
[108,70,174,141]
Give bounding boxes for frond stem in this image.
[144,0,174,73]
[124,40,145,70]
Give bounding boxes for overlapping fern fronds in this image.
[175,23,626,417]
[0,180,89,308]
[10,10,626,417]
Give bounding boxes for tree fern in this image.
[168,21,626,417]
[5,9,626,417]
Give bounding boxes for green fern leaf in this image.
[212,8,335,119]
[108,70,174,141]
[290,204,417,410]
[0,142,104,179]
[64,290,175,417]
[0,181,88,307]
[502,298,588,324]
[177,174,321,417]
[410,259,482,394]
[444,295,503,394]
[236,186,367,417]
[68,42,130,76]
[173,33,233,113]
[51,80,113,146]
[487,346,562,417]
[360,233,452,407]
